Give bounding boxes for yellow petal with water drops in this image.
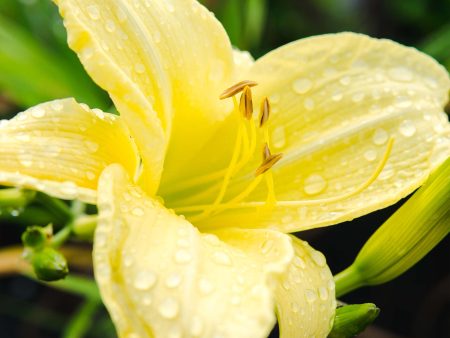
[275,237,336,338]
[94,164,294,338]
[0,99,138,204]
[188,32,450,233]
[55,0,237,193]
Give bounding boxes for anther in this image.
[259,98,270,127]
[255,148,283,176]
[220,80,258,100]
[239,86,254,120]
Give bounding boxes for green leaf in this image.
[0,13,109,109]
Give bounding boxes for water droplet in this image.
[395,96,412,108]
[134,270,157,290]
[372,128,388,145]
[165,273,182,288]
[231,295,241,305]
[131,207,144,216]
[272,126,286,148]
[261,239,274,255]
[84,140,99,153]
[269,93,280,103]
[388,66,413,82]
[292,78,312,94]
[303,98,315,110]
[319,286,329,300]
[198,278,214,295]
[398,120,416,137]
[134,63,146,74]
[311,250,326,267]
[305,289,317,303]
[142,295,152,306]
[86,171,96,181]
[331,91,343,101]
[87,5,100,20]
[290,302,300,313]
[158,297,179,319]
[351,92,365,103]
[212,251,232,266]
[339,76,351,86]
[364,148,377,162]
[60,181,78,198]
[50,101,63,111]
[18,154,32,167]
[190,316,204,336]
[174,249,192,264]
[105,20,116,32]
[304,174,327,195]
[293,256,306,269]
[31,107,45,118]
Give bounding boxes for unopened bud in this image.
[335,157,450,297]
[31,247,69,281]
[328,303,380,338]
[21,225,51,249]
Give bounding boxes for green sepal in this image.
[31,246,69,281]
[0,188,35,209]
[328,303,380,338]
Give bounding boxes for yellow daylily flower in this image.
[1,0,449,337]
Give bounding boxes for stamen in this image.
[262,143,271,160]
[219,80,258,100]
[259,98,270,127]
[239,86,254,120]
[174,138,395,214]
[255,153,283,176]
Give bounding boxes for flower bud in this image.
[328,303,379,338]
[31,247,69,281]
[21,225,52,249]
[335,157,450,297]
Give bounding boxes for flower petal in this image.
[190,32,450,232]
[94,164,294,338]
[275,237,336,338]
[0,99,138,203]
[55,0,237,193]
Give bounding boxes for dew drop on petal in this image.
[364,148,377,162]
[212,251,232,266]
[303,98,315,110]
[87,5,100,20]
[131,207,145,216]
[272,126,286,149]
[292,78,312,94]
[174,249,192,264]
[372,128,388,145]
[398,120,416,137]
[198,278,214,295]
[311,250,326,267]
[304,174,327,195]
[158,297,179,319]
[31,107,45,118]
[165,273,182,289]
[319,286,329,301]
[134,270,157,290]
[388,66,413,82]
[305,289,317,303]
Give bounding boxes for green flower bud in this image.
[31,247,69,281]
[335,157,450,297]
[21,225,52,249]
[328,303,380,338]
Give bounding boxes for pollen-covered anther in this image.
[255,147,283,176]
[239,86,254,120]
[219,80,258,100]
[259,98,270,127]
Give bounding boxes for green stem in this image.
[35,192,73,224]
[50,222,74,248]
[40,274,101,300]
[0,188,35,208]
[334,266,364,298]
[63,298,100,338]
